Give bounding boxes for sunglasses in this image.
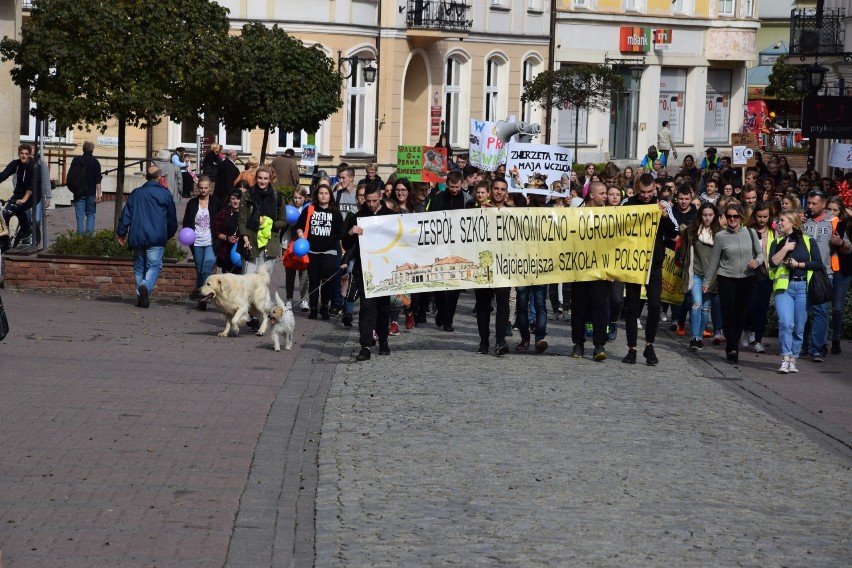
[726,214,741,220]
[808,190,826,197]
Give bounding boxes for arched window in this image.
[343,52,376,154]
[485,58,501,122]
[521,57,543,124]
[444,57,463,147]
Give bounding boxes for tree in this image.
[220,24,343,163]
[521,64,624,163]
[0,0,231,228]
[764,56,804,102]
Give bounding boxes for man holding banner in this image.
[570,182,611,361]
[427,170,472,332]
[475,177,513,356]
[621,173,679,365]
[341,185,394,361]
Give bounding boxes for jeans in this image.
[191,245,216,290]
[808,278,832,357]
[516,285,548,342]
[624,266,662,347]
[776,280,808,358]
[571,280,609,346]
[475,287,510,346]
[74,196,97,235]
[133,246,165,292]
[716,275,756,354]
[745,276,773,342]
[689,274,711,340]
[832,271,852,341]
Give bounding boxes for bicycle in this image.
[0,198,32,250]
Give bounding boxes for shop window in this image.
[659,69,687,144]
[704,69,732,143]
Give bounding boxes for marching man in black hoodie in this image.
[341,184,394,361]
[621,172,680,365]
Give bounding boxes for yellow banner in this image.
[357,206,661,298]
[661,247,685,305]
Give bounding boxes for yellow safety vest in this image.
[772,234,813,293]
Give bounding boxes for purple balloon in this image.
[178,227,196,246]
[293,238,310,257]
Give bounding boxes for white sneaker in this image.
[637,319,643,330]
[753,342,766,353]
[300,299,309,312]
[778,360,790,374]
[660,313,669,322]
[285,299,293,309]
[741,332,751,347]
[748,331,756,344]
[789,359,799,373]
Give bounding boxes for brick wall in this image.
[2,254,196,300]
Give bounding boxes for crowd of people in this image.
[8,139,846,372]
[159,143,852,372]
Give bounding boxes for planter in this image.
[1,253,196,301]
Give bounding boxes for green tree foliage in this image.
[764,56,804,102]
[0,0,231,227]
[521,64,624,163]
[220,23,343,162]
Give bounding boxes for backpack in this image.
[66,156,87,199]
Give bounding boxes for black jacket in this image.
[182,195,223,230]
[624,195,678,268]
[342,202,393,266]
[214,159,240,203]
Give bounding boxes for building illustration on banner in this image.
[364,252,494,295]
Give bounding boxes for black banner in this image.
[801,96,852,139]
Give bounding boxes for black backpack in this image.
[66,156,87,198]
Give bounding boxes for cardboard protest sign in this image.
[396,145,448,183]
[731,132,757,167]
[469,119,507,172]
[300,144,316,176]
[828,143,852,169]
[505,143,574,196]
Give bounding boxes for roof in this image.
[433,256,471,265]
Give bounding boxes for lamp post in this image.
[629,65,644,159]
[338,51,378,85]
[797,64,827,172]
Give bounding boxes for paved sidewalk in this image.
[315,306,852,566]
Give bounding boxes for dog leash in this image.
[304,266,345,299]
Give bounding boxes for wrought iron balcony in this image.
[789,8,845,56]
[406,0,473,33]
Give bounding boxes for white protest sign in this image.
[505,143,574,197]
[469,119,507,172]
[828,143,852,169]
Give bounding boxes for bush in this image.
[762,288,852,340]
[572,163,609,176]
[275,186,297,203]
[49,229,186,261]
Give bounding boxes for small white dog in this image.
[199,266,272,337]
[267,292,296,351]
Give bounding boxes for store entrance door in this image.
[609,70,639,160]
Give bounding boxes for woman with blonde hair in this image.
[769,211,822,373]
[235,155,259,187]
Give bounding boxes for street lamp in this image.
[629,65,644,82]
[805,64,827,94]
[338,51,378,85]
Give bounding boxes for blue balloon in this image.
[293,238,310,257]
[230,242,242,268]
[286,205,300,225]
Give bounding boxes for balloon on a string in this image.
[230,242,242,268]
[286,205,300,225]
[178,228,196,246]
[293,238,310,257]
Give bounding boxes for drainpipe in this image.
[544,1,557,145]
[373,0,382,165]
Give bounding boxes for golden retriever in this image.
[199,265,272,337]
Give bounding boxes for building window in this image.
[671,0,693,15]
[345,58,369,153]
[718,0,734,16]
[659,69,687,143]
[178,115,242,150]
[573,0,592,8]
[521,57,543,124]
[704,69,732,143]
[625,0,643,12]
[444,58,463,147]
[557,102,588,146]
[19,90,67,142]
[527,0,542,10]
[741,0,753,17]
[490,0,505,7]
[485,58,500,122]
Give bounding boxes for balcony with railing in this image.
[406,0,473,36]
[789,8,846,56]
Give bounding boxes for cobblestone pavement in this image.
[316,307,852,567]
